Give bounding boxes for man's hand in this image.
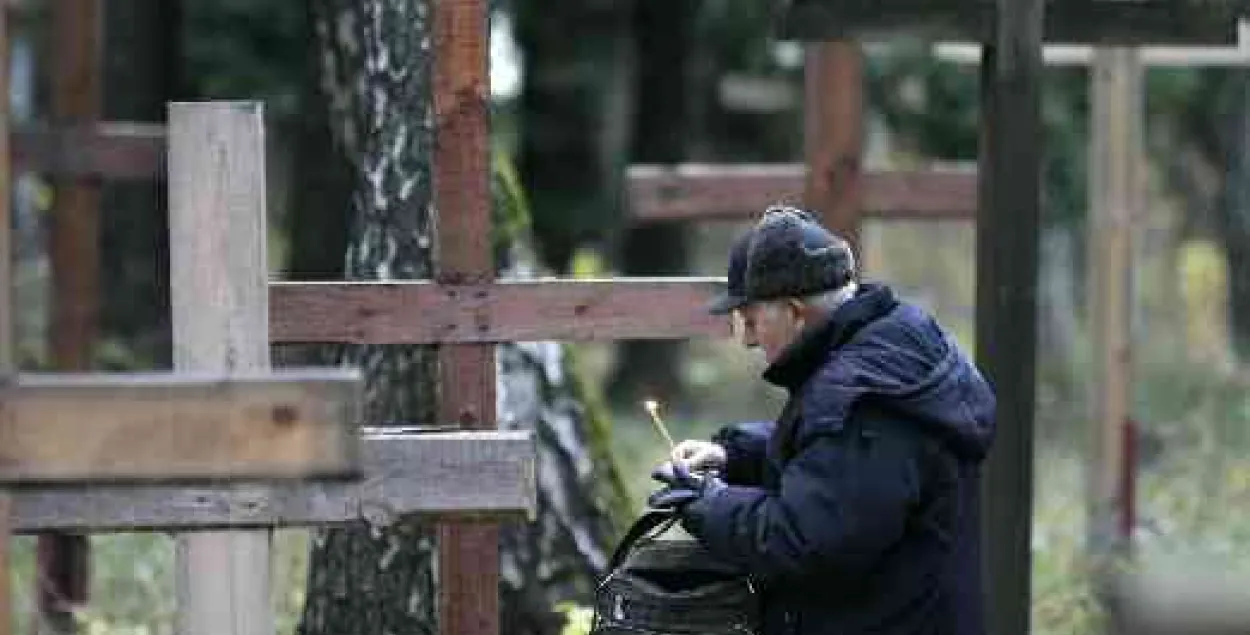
[671,440,728,471]
[647,461,725,511]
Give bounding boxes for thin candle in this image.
[643,399,676,450]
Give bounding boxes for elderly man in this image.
[649,207,997,635]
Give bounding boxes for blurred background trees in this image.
[8,1,1250,634]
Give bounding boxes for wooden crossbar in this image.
[269,278,731,344]
[11,122,165,179]
[0,369,364,484]
[626,163,977,222]
[10,430,536,532]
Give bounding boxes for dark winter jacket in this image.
[681,283,996,635]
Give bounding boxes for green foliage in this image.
[553,602,594,635]
[181,1,307,113]
[868,48,1091,228]
[492,147,535,259]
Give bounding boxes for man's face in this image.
[733,300,804,364]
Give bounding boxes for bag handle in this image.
[606,509,680,571]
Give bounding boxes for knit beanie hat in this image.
[743,206,857,302]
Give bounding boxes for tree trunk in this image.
[296,2,440,634]
[1175,69,1250,364]
[515,1,636,271]
[284,1,351,284]
[605,0,697,409]
[99,0,182,368]
[296,4,633,635]
[1220,69,1250,361]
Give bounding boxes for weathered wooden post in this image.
[168,101,275,635]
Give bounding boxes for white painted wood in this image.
[168,101,273,635]
[933,21,1250,66]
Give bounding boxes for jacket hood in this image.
[762,284,996,462]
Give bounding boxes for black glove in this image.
[646,461,725,511]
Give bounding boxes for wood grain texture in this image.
[11,123,165,180]
[432,0,498,633]
[626,163,976,222]
[0,371,362,483]
[168,101,276,635]
[1088,49,1142,560]
[804,42,864,250]
[270,278,731,344]
[45,5,105,623]
[10,430,535,532]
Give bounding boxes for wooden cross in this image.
[937,24,1250,572]
[0,4,715,635]
[0,98,539,634]
[1,80,537,635]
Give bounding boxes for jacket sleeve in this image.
[711,420,774,486]
[682,418,922,585]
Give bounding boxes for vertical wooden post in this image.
[1088,47,1141,560]
[168,102,273,635]
[0,6,14,635]
[976,0,1044,631]
[804,41,863,253]
[432,2,498,635]
[39,2,102,630]
[48,0,101,371]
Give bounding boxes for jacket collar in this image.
[761,283,899,391]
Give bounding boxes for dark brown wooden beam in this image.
[627,163,977,223]
[432,0,499,634]
[45,1,104,622]
[269,278,730,344]
[975,0,1043,629]
[780,0,1240,45]
[11,123,165,180]
[804,42,864,250]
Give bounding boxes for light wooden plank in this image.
[626,163,977,222]
[0,370,362,484]
[269,278,732,344]
[934,20,1250,66]
[10,430,536,532]
[1087,48,1142,561]
[167,101,275,635]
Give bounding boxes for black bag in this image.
[591,510,761,635]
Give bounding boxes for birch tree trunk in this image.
[297,2,440,633]
[296,3,633,635]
